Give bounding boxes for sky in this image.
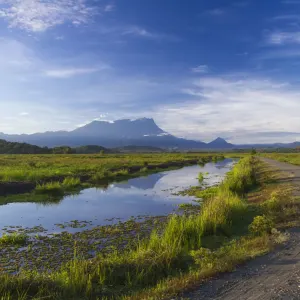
[1,0,300,144]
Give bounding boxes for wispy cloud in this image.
[122,26,180,41]
[154,74,300,143]
[271,14,300,21]
[19,112,29,116]
[104,4,115,12]
[44,67,101,78]
[206,8,225,16]
[0,0,97,32]
[267,31,300,45]
[191,65,209,73]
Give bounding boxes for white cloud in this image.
[271,14,300,21]
[104,4,115,12]
[191,65,209,73]
[206,8,225,16]
[44,67,101,78]
[55,36,64,40]
[0,0,97,32]
[122,26,161,39]
[154,74,300,143]
[122,26,179,41]
[19,112,29,116]
[267,31,300,45]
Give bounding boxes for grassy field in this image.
[0,155,297,299]
[260,152,300,165]
[0,153,225,199]
[0,153,224,183]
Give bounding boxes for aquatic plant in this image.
[0,233,27,246]
[198,172,204,182]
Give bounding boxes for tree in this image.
[251,148,257,155]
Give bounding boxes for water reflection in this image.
[0,159,235,233]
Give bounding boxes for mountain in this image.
[207,137,234,149]
[71,118,165,138]
[4,117,299,150]
[0,118,208,149]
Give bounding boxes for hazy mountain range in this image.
[0,118,299,150]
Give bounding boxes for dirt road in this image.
[184,158,300,300]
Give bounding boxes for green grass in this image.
[35,181,64,194]
[0,233,27,246]
[0,153,225,184]
[1,155,294,300]
[0,155,276,300]
[198,172,204,182]
[260,152,300,166]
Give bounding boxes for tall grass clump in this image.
[198,172,204,182]
[222,156,258,195]
[199,189,246,236]
[0,233,27,246]
[35,181,63,194]
[62,177,81,188]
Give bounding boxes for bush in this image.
[198,172,204,182]
[249,215,274,235]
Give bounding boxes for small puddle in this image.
[0,159,235,234]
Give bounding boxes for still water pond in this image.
[0,159,235,233]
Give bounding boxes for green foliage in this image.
[262,188,296,221]
[261,153,300,165]
[0,153,222,183]
[198,172,204,182]
[62,177,81,188]
[222,156,258,194]
[0,233,27,246]
[35,177,81,194]
[249,215,274,235]
[0,155,280,300]
[0,139,50,154]
[251,148,257,155]
[52,146,73,154]
[35,182,63,194]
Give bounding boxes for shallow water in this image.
[0,159,235,234]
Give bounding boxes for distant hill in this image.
[0,139,111,154]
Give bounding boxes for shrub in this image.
[198,172,204,182]
[249,215,274,235]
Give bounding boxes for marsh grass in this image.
[1,155,286,300]
[35,177,81,194]
[198,172,204,182]
[0,153,225,184]
[0,233,27,246]
[35,181,63,194]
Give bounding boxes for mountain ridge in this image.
[0,118,299,149]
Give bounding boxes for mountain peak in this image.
[208,137,233,148]
[211,137,226,143]
[72,117,166,139]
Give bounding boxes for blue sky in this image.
[1,0,300,143]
